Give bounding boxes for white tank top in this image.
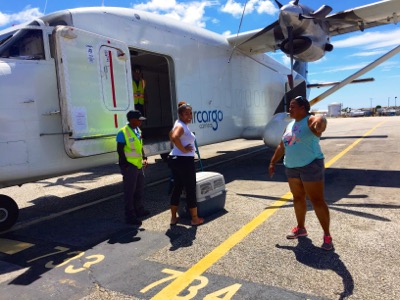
[170,120,195,157]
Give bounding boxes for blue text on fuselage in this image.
[192,110,223,131]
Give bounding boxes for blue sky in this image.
[1,0,399,110]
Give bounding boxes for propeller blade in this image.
[300,5,332,20]
[274,0,283,9]
[288,26,294,90]
[299,14,314,20]
[309,5,332,19]
[237,20,279,47]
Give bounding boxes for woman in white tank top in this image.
[168,103,204,226]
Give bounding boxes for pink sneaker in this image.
[321,235,333,250]
[286,226,308,239]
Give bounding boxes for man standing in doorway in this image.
[132,65,146,116]
[116,110,150,225]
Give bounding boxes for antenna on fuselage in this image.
[44,0,48,14]
[228,0,248,63]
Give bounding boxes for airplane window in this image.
[0,29,45,60]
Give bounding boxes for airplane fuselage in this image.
[0,7,298,189]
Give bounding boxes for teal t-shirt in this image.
[282,116,324,168]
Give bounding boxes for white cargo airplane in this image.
[0,0,399,231]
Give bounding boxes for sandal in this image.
[191,217,204,226]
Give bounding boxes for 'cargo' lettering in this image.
[192,110,223,131]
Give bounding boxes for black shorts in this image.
[285,159,325,182]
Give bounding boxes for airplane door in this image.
[54,26,133,158]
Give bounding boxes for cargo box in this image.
[178,171,226,218]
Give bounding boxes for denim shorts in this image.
[285,159,325,182]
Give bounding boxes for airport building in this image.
[328,102,342,117]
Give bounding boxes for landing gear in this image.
[0,195,19,232]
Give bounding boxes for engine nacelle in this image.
[281,36,332,62]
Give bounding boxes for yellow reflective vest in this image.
[133,79,145,105]
[120,125,143,169]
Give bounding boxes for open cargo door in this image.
[54,26,132,157]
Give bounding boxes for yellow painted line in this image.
[151,120,386,299]
[325,121,386,168]
[151,193,293,300]
[0,238,34,255]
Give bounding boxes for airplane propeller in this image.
[238,0,333,91]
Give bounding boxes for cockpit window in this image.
[0,29,45,60]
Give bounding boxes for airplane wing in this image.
[327,0,400,36]
[226,21,281,54]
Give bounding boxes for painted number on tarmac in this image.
[141,268,242,299]
[27,246,104,274]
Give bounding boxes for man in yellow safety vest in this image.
[132,65,146,116]
[116,110,149,226]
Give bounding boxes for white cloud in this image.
[317,59,400,76]
[314,63,369,75]
[0,12,10,27]
[379,60,400,72]
[0,6,43,27]
[221,0,246,17]
[349,49,387,57]
[333,29,400,50]
[331,63,370,72]
[134,0,177,11]
[257,0,278,15]
[221,0,277,18]
[133,0,217,28]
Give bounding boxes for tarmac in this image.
[0,116,399,300]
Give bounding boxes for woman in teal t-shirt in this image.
[269,96,333,251]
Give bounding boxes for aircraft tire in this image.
[0,195,19,232]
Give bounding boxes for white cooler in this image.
[178,171,226,218]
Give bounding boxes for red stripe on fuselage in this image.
[108,50,117,108]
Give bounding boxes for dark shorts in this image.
[285,159,325,182]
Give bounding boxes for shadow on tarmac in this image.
[276,237,354,300]
[2,142,398,293]
[166,225,198,251]
[165,209,227,251]
[230,154,400,222]
[7,144,266,233]
[107,227,143,244]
